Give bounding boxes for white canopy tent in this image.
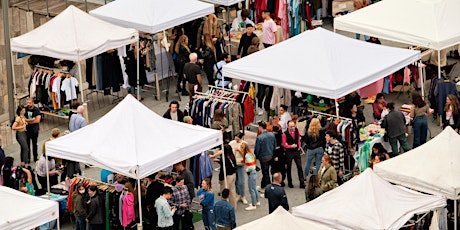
[223,28,420,114]
[334,0,460,84]
[10,5,139,102]
[200,0,243,6]
[375,126,460,229]
[0,186,59,230]
[292,169,446,230]
[235,206,334,230]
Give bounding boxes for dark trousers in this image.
[16,131,29,164]
[263,43,273,48]
[89,223,104,230]
[260,159,272,188]
[26,131,39,162]
[38,175,58,190]
[75,216,86,230]
[286,151,305,186]
[173,210,193,230]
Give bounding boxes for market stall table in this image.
[356,124,392,171]
[225,25,283,56]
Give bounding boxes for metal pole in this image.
[11,52,17,103]
[335,100,340,117]
[437,49,441,78]
[45,154,51,199]
[84,0,88,13]
[46,0,49,17]
[227,6,231,56]
[419,61,425,99]
[2,0,15,122]
[221,143,228,188]
[137,175,144,230]
[137,40,140,99]
[77,59,85,103]
[455,198,458,230]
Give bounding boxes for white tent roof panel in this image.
[222,28,420,99]
[200,0,243,6]
[10,5,138,61]
[45,95,222,179]
[90,0,214,34]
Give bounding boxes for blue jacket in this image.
[214,200,236,228]
[197,188,215,208]
[254,131,277,161]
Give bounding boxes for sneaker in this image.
[256,201,261,206]
[245,205,257,211]
[260,193,265,198]
[241,197,249,205]
[257,108,264,115]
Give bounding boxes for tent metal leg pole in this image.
[77,59,85,103]
[335,100,340,117]
[222,143,228,188]
[2,0,15,121]
[137,40,140,100]
[227,6,231,56]
[45,154,51,199]
[137,176,144,230]
[437,50,441,79]
[455,199,458,230]
[419,60,425,99]
[57,218,60,230]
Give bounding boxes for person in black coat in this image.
[163,101,184,122]
[264,172,289,214]
[270,126,286,187]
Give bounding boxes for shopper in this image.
[2,156,15,189]
[318,154,337,192]
[12,105,29,167]
[24,98,41,162]
[410,93,431,148]
[18,166,35,195]
[86,186,104,230]
[254,121,277,189]
[156,187,176,230]
[278,105,291,132]
[240,142,260,211]
[325,130,345,182]
[200,33,216,85]
[36,152,60,192]
[72,184,87,230]
[184,53,203,100]
[175,35,191,96]
[214,188,236,230]
[304,118,325,179]
[229,132,248,205]
[237,24,258,58]
[264,172,289,214]
[270,125,286,187]
[145,173,165,229]
[214,53,232,88]
[381,102,411,156]
[173,163,195,200]
[372,93,387,120]
[163,101,184,122]
[442,94,460,131]
[261,10,278,48]
[169,176,193,230]
[210,144,237,209]
[281,120,305,188]
[305,175,323,202]
[197,178,216,230]
[69,105,86,132]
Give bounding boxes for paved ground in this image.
[2,18,459,229]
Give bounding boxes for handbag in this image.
[255,166,261,172]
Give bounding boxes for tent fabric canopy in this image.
[334,0,460,50]
[45,95,223,179]
[374,126,460,200]
[292,169,446,230]
[200,0,243,6]
[222,28,421,99]
[10,5,138,61]
[235,206,334,230]
[89,0,214,34]
[0,186,59,230]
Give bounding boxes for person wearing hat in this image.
[231,9,255,33]
[254,121,277,189]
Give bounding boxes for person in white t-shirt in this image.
[231,9,255,32]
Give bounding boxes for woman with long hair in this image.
[305,175,322,202]
[197,178,216,230]
[411,92,431,148]
[443,94,460,131]
[239,142,260,211]
[175,35,191,95]
[318,154,337,192]
[12,105,29,167]
[304,118,325,179]
[211,109,230,142]
[210,144,237,209]
[200,33,216,85]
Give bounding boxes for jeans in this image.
[202,206,216,230]
[89,223,104,230]
[315,9,321,20]
[355,34,370,41]
[247,170,259,206]
[389,133,411,156]
[235,166,245,197]
[26,131,39,162]
[286,151,305,186]
[75,216,86,230]
[304,147,324,177]
[412,115,428,148]
[260,159,271,188]
[16,131,29,164]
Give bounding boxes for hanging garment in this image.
[61,77,79,102]
[122,192,135,227]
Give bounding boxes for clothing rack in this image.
[35,65,69,74]
[309,110,352,121]
[195,91,237,101]
[208,85,248,95]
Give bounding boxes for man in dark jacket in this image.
[281,121,305,188]
[163,101,184,122]
[381,102,411,156]
[264,173,289,214]
[237,24,258,58]
[86,186,104,230]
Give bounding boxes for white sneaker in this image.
[245,205,257,211]
[260,193,265,198]
[257,108,264,115]
[256,201,261,206]
[241,197,248,205]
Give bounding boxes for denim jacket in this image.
[214,200,236,228]
[254,131,276,161]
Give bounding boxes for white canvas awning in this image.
[223,28,421,99]
[374,126,460,200]
[0,186,59,230]
[334,0,460,50]
[10,5,138,61]
[45,94,222,179]
[90,0,214,34]
[292,169,446,230]
[200,0,243,6]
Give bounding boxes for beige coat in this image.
[319,165,337,192]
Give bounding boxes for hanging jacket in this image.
[122,192,135,227]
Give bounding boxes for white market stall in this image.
[235,206,334,230]
[45,94,223,229]
[334,0,460,83]
[292,169,446,230]
[10,5,139,103]
[223,27,421,114]
[0,186,59,230]
[374,126,460,229]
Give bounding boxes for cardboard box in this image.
[332,0,354,16]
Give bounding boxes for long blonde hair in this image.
[240,142,255,159]
[308,118,321,138]
[175,35,190,54]
[203,33,215,53]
